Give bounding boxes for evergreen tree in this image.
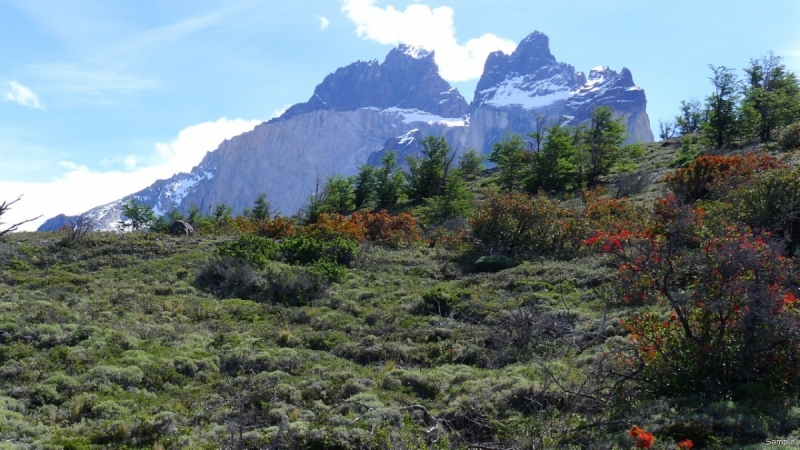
[703,65,741,148]
[489,134,529,192]
[458,148,485,179]
[321,174,355,214]
[353,165,378,209]
[245,193,274,221]
[376,151,404,207]
[578,106,631,187]
[422,168,473,224]
[406,136,456,201]
[527,124,576,193]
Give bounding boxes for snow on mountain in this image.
[38,31,654,232]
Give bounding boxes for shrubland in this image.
[4,52,800,449]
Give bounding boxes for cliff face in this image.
[39,31,654,231]
[277,45,469,122]
[470,31,653,147]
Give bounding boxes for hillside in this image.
[6,134,800,449]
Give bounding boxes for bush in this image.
[216,235,280,269]
[352,211,420,248]
[585,196,800,399]
[778,121,800,151]
[474,255,518,273]
[664,152,784,203]
[280,236,356,267]
[469,190,586,257]
[196,255,263,300]
[421,286,459,316]
[725,165,800,250]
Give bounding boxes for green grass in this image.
[2,140,800,449]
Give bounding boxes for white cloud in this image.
[0,117,261,231]
[315,15,330,31]
[4,81,45,109]
[340,0,516,81]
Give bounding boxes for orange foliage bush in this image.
[259,216,297,239]
[663,152,784,203]
[352,210,421,247]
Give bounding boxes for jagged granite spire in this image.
[275,44,469,121]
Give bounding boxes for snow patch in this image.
[381,107,467,127]
[482,75,571,109]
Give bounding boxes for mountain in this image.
[39,31,653,232]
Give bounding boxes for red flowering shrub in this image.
[677,439,694,449]
[470,189,648,258]
[663,152,784,203]
[585,196,800,398]
[628,425,655,448]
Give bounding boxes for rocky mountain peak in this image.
[473,31,576,109]
[276,45,469,121]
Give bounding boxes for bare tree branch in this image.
[0,196,41,238]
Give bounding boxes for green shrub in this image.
[474,255,518,273]
[216,234,280,269]
[280,236,356,267]
[778,121,800,150]
[725,165,800,249]
[421,286,459,316]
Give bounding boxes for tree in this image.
[211,203,233,231]
[527,112,548,153]
[376,151,404,207]
[245,193,274,222]
[300,176,326,224]
[119,198,156,231]
[421,168,473,224]
[457,148,485,179]
[490,134,529,192]
[741,52,800,143]
[353,165,378,209]
[0,195,41,239]
[321,175,355,214]
[658,118,677,141]
[675,100,703,135]
[405,136,457,201]
[527,124,576,193]
[577,106,630,187]
[703,65,741,148]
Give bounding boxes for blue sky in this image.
[2,0,800,229]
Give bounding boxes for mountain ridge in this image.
[39,31,654,232]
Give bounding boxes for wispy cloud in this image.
[0,117,261,231]
[36,63,157,96]
[315,15,330,31]
[340,0,516,82]
[4,81,45,109]
[28,63,158,100]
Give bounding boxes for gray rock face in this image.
[39,31,654,232]
[169,220,194,236]
[37,214,75,232]
[277,45,469,122]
